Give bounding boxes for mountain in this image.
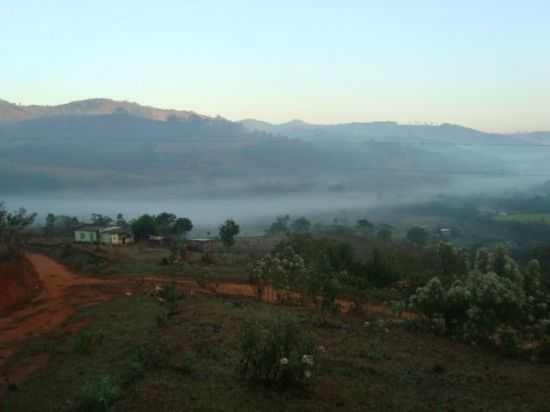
[0,98,204,124]
[240,118,550,145]
[0,98,546,200]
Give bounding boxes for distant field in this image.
[493,213,550,224]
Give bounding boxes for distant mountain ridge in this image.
[0,97,548,197]
[240,118,550,144]
[0,98,205,124]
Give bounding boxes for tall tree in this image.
[291,217,311,233]
[91,213,112,227]
[131,214,158,241]
[44,213,56,236]
[0,203,36,258]
[266,215,291,236]
[155,212,177,236]
[116,213,128,229]
[173,217,193,239]
[219,219,240,247]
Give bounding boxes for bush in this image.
[409,246,549,344]
[238,318,318,387]
[74,330,105,355]
[159,281,183,315]
[77,375,120,412]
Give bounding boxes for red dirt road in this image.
[0,253,412,401]
[0,254,122,369]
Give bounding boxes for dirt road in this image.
[0,253,411,400]
[0,254,124,368]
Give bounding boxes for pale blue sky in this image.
[1,1,549,132]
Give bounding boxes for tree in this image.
[406,226,430,246]
[377,227,393,241]
[291,217,311,233]
[131,214,158,241]
[91,213,112,227]
[356,219,374,233]
[116,213,128,229]
[56,215,80,234]
[0,203,36,258]
[155,212,177,235]
[219,219,240,247]
[266,215,290,236]
[44,213,56,236]
[173,217,193,238]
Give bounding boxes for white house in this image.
[74,225,133,245]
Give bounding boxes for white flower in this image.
[363,321,370,328]
[279,357,289,366]
[301,354,314,366]
[304,370,312,379]
[317,345,326,353]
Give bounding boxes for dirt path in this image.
[1,255,409,365]
[0,254,412,400]
[0,254,124,368]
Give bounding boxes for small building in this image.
[74,226,102,243]
[74,225,133,245]
[100,227,134,245]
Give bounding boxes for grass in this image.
[493,213,550,225]
[4,292,550,411]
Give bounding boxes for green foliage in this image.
[406,226,430,246]
[77,375,121,412]
[44,213,56,236]
[291,217,311,233]
[410,246,550,344]
[91,213,113,227]
[366,248,398,288]
[74,330,105,355]
[155,212,177,236]
[219,219,240,247]
[238,318,318,387]
[377,227,393,241]
[173,217,193,238]
[266,215,291,236]
[356,218,374,233]
[159,281,183,315]
[0,203,36,259]
[131,214,158,241]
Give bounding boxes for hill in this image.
[0,98,203,124]
[0,98,546,204]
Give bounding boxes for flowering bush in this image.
[250,246,308,293]
[409,246,550,344]
[250,246,343,314]
[238,318,319,387]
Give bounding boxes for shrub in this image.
[238,318,318,387]
[159,281,183,315]
[250,246,308,292]
[77,375,121,412]
[409,247,547,343]
[74,330,104,355]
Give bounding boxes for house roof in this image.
[76,225,131,235]
[75,225,104,232]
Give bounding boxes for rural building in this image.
[74,225,133,245]
[100,227,134,245]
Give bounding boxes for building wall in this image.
[74,230,98,243]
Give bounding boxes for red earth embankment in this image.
[0,257,41,316]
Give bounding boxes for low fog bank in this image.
[3,174,547,233]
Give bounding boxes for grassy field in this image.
[4,292,550,412]
[493,213,550,225]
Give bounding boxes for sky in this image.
[1,1,549,132]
